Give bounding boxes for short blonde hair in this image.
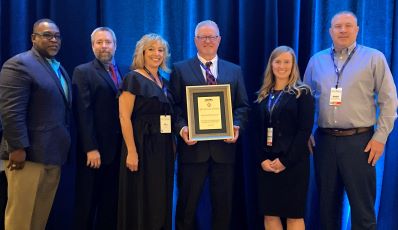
[256,46,310,103]
[131,33,170,72]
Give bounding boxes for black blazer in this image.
[170,57,249,164]
[0,48,72,165]
[72,59,122,164]
[255,89,314,168]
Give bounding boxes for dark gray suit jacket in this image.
[170,57,249,164]
[0,48,72,165]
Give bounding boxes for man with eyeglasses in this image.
[170,20,249,230]
[72,27,123,230]
[0,18,72,230]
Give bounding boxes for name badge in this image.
[329,88,342,106]
[160,115,171,133]
[266,128,273,146]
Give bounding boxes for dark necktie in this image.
[109,64,119,87]
[205,61,217,85]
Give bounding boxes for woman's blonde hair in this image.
[131,33,170,72]
[256,46,310,103]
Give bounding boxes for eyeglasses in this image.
[34,32,62,41]
[196,35,219,42]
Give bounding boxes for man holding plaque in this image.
[170,20,249,230]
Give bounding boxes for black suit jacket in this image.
[255,89,314,168]
[170,57,249,164]
[0,48,72,165]
[72,59,122,165]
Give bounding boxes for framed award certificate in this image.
[186,84,234,141]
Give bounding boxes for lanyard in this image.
[143,66,167,96]
[199,62,215,78]
[267,90,284,124]
[330,46,357,88]
[143,67,173,114]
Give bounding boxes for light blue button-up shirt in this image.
[304,43,398,143]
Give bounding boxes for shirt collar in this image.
[100,58,116,70]
[332,42,357,55]
[197,54,218,65]
[46,58,60,70]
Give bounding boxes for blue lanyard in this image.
[143,67,167,96]
[267,90,284,124]
[330,46,357,89]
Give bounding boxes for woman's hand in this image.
[270,158,286,173]
[126,151,139,172]
[261,159,275,172]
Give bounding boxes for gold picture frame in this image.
[186,84,234,141]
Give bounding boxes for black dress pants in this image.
[176,158,234,230]
[314,129,376,230]
[74,154,120,230]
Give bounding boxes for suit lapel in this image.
[189,58,207,84]
[272,92,293,119]
[93,59,118,93]
[31,48,70,105]
[216,59,226,84]
[59,65,72,107]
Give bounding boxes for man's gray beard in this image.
[96,53,113,64]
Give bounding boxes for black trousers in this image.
[176,158,234,230]
[314,129,376,230]
[74,154,120,230]
[0,170,6,230]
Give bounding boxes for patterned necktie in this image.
[109,64,119,87]
[205,61,217,85]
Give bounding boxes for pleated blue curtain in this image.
[1,0,397,229]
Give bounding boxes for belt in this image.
[318,127,372,137]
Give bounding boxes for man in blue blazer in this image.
[0,19,72,230]
[170,20,249,230]
[72,27,122,230]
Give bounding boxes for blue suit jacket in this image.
[72,59,122,165]
[170,57,249,164]
[0,48,72,165]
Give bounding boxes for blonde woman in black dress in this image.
[118,33,174,230]
[255,46,314,230]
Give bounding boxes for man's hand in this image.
[180,126,197,145]
[8,148,26,171]
[364,139,385,166]
[87,150,101,169]
[308,135,315,154]
[224,126,240,144]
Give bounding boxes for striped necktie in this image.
[205,61,217,85]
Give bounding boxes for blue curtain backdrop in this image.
[1,0,397,229]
